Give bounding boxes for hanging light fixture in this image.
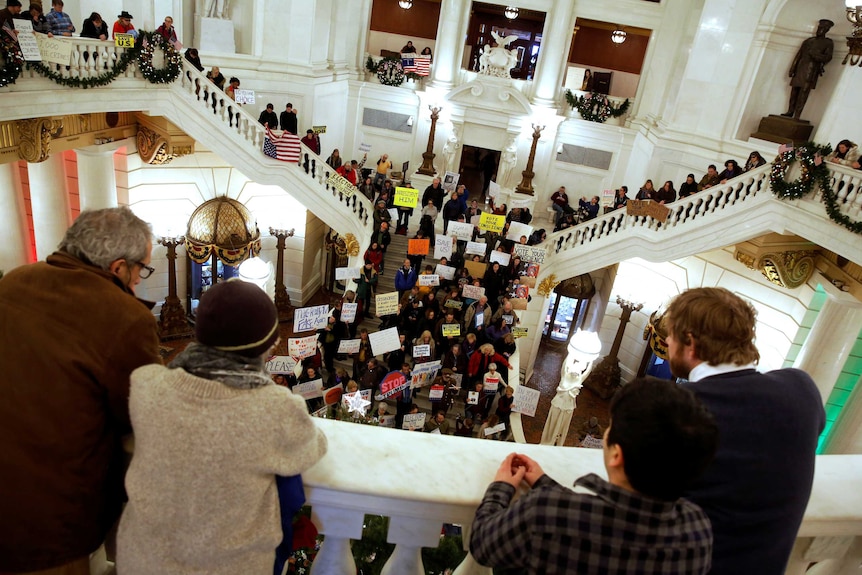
[504,6,519,20]
[398,0,413,9]
[611,27,627,44]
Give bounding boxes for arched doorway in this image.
[542,274,595,345]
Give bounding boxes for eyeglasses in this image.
[137,261,155,279]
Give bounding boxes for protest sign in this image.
[444,299,463,310]
[470,215,481,227]
[467,391,479,405]
[479,212,505,233]
[442,171,459,191]
[335,267,361,280]
[435,264,455,280]
[429,385,444,400]
[369,326,401,356]
[627,199,670,223]
[434,237,453,260]
[341,303,358,323]
[447,221,474,240]
[375,371,409,401]
[442,324,461,337]
[489,251,511,266]
[484,422,507,436]
[114,33,134,48]
[265,355,298,375]
[394,187,419,208]
[464,260,487,279]
[502,314,514,325]
[311,405,329,417]
[410,360,441,388]
[37,34,73,65]
[378,414,396,428]
[312,125,327,134]
[15,21,41,61]
[388,208,398,222]
[294,379,324,400]
[375,292,399,316]
[487,180,500,198]
[512,244,547,264]
[338,339,361,354]
[462,284,485,300]
[511,297,528,310]
[294,304,329,332]
[327,172,356,198]
[359,142,372,152]
[475,311,485,327]
[465,241,486,256]
[408,238,430,255]
[288,335,318,359]
[417,274,439,287]
[506,221,533,241]
[512,327,529,338]
[413,344,431,358]
[234,89,255,105]
[509,197,532,209]
[402,412,426,430]
[581,435,604,449]
[512,386,540,417]
[324,387,343,405]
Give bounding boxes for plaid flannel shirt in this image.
[470,473,712,574]
[45,9,74,35]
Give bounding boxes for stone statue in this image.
[441,125,461,174]
[782,19,834,120]
[203,0,231,19]
[478,31,519,79]
[539,353,589,446]
[497,136,517,188]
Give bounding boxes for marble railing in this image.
[10,38,375,249]
[304,413,862,575]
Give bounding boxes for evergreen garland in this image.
[27,50,136,89]
[565,89,630,123]
[376,57,405,87]
[768,142,831,199]
[0,36,24,88]
[819,170,862,235]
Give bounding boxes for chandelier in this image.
[398,0,412,9]
[504,6,519,20]
[611,27,627,44]
[845,0,862,66]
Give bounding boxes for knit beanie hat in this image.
[195,279,279,357]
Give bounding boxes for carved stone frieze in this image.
[17,118,63,163]
[735,248,818,289]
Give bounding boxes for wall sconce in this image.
[398,0,412,9]
[504,6,519,20]
[611,27,627,45]
[844,0,862,66]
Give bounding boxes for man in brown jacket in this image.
[0,207,161,574]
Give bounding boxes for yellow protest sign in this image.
[442,323,461,337]
[114,34,135,48]
[394,187,419,208]
[327,172,355,198]
[479,212,505,233]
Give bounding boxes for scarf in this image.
[169,342,273,389]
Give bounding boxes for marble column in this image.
[793,295,862,405]
[28,154,71,261]
[430,0,469,89]
[76,147,119,211]
[821,371,862,454]
[0,162,30,272]
[531,0,576,106]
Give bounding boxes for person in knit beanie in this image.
[117,279,328,575]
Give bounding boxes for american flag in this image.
[264,127,302,163]
[402,54,432,77]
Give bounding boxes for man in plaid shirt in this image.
[470,378,718,574]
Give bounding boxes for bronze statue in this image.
[782,19,834,120]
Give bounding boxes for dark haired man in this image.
[470,377,718,574]
[258,103,278,128]
[0,0,22,30]
[666,287,824,575]
[697,164,720,191]
[280,102,298,134]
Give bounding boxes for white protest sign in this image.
[506,221,533,241]
[435,264,456,280]
[417,274,439,287]
[413,344,431,358]
[442,171,460,191]
[388,208,398,222]
[328,172,356,198]
[447,221,474,240]
[369,326,401,356]
[475,311,485,327]
[265,355,298,375]
[15,22,41,61]
[402,412,426,430]
[335,267,361,280]
[378,414,396,428]
[375,292,399,316]
[36,34,73,66]
[580,435,604,449]
[487,180,500,198]
[341,303,358,323]
[311,405,329,418]
[359,142,372,152]
[294,378,323,400]
[462,284,486,300]
[513,244,547,264]
[490,251,511,266]
[410,360,441,388]
[429,386,444,400]
[484,422,507,436]
[294,304,329,332]
[338,339,361,354]
[465,241,486,256]
[234,89,256,104]
[434,236,453,259]
[288,335,319,359]
[509,197,532,209]
[512,386,540,417]
[467,391,479,405]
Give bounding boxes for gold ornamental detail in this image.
[17,118,63,163]
[537,273,559,297]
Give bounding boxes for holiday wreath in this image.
[376,57,405,87]
[565,89,630,123]
[0,34,24,89]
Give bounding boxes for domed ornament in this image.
[185,197,261,266]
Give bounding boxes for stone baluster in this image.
[308,505,363,575]
[379,516,444,575]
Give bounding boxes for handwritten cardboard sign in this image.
[464,260,487,280]
[442,323,461,337]
[434,236,453,259]
[435,264,455,280]
[512,386,540,417]
[512,244,547,264]
[327,172,356,198]
[465,241,486,256]
[461,284,486,300]
[626,199,670,223]
[288,335,319,359]
[341,303,358,323]
[490,251,511,266]
[479,212,505,233]
[338,339,361,354]
[335,267,361,280]
[294,304,329,332]
[394,187,419,208]
[408,238,430,255]
[369,326,401,356]
[375,292,399,316]
[37,34,73,65]
[266,355,298,375]
[484,422,507,436]
[447,221,474,240]
[417,274,439,286]
[294,378,324,400]
[15,21,41,61]
[506,221,533,241]
[234,89,256,105]
[402,412,426,430]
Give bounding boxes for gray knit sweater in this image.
[117,364,328,574]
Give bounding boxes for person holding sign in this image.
[112,10,136,39]
[0,0,21,31]
[470,379,718,574]
[117,279,328,575]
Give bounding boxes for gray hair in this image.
[58,207,152,271]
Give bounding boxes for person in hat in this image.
[0,0,22,32]
[112,9,137,39]
[116,279,328,575]
[300,128,321,155]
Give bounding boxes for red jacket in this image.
[337,165,358,185]
[468,351,511,378]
